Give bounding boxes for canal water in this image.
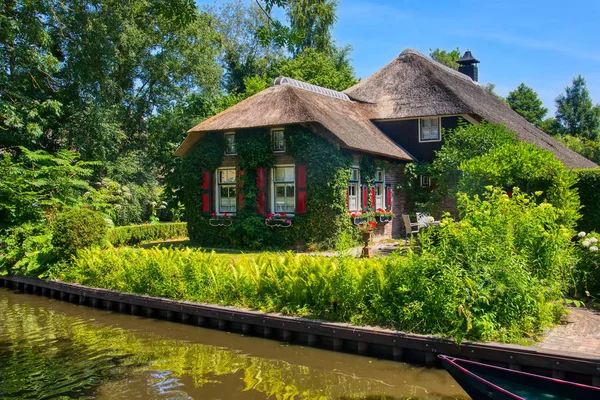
[0,288,469,399]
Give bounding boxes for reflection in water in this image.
[0,289,468,399]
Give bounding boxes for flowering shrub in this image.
[574,231,600,296]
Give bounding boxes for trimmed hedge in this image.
[574,169,600,232]
[107,222,188,246]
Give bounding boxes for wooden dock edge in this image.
[2,275,599,387]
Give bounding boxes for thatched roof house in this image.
[176,48,595,169]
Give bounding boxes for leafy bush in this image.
[574,169,600,233]
[0,223,55,276]
[107,222,188,246]
[52,208,107,255]
[53,189,572,343]
[0,148,95,229]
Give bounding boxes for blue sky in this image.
[200,0,600,114]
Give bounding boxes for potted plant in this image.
[265,212,293,228]
[374,208,395,223]
[357,219,377,258]
[209,212,233,227]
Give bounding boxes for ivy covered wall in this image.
[180,125,364,250]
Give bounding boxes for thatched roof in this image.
[344,49,597,169]
[175,84,413,160]
[176,48,596,169]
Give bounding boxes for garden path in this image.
[536,307,600,357]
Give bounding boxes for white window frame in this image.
[418,117,442,143]
[216,168,237,214]
[348,167,361,211]
[374,169,385,210]
[271,128,286,153]
[224,132,236,155]
[420,175,431,188]
[271,164,295,214]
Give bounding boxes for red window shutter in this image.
[296,164,307,214]
[386,185,392,208]
[256,167,266,214]
[201,171,212,215]
[297,190,307,214]
[202,171,210,190]
[371,187,375,209]
[361,185,368,212]
[202,194,210,213]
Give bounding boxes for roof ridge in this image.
[274,76,351,101]
[399,48,477,84]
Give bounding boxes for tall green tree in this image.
[555,75,600,140]
[429,48,461,70]
[209,1,277,94]
[255,0,337,55]
[0,0,63,148]
[506,83,548,126]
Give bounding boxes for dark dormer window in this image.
[225,132,236,155]
[419,118,441,142]
[272,128,285,152]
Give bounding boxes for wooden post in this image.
[425,352,436,367]
[180,313,189,324]
[241,323,250,335]
[282,330,292,342]
[119,303,128,313]
[105,300,113,311]
[357,342,368,355]
[130,304,138,315]
[333,338,343,351]
[307,334,318,346]
[218,320,227,331]
[263,327,273,338]
[392,347,403,361]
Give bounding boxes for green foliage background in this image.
[54,188,572,343]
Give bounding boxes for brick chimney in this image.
[457,50,480,82]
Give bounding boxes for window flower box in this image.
[209,212,233,227]
[265,212,293,228]
[374,208,395,223]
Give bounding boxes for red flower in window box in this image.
[280,212,287,216]
[212,211,217,217]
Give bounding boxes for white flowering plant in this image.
[575,231,600,296]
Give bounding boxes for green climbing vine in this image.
[182,125,356,250]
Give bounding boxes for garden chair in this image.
[402,214,420,237]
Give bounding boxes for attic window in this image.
[272,128,285,152]
[419,118,441,142]
[224,132,236,155]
